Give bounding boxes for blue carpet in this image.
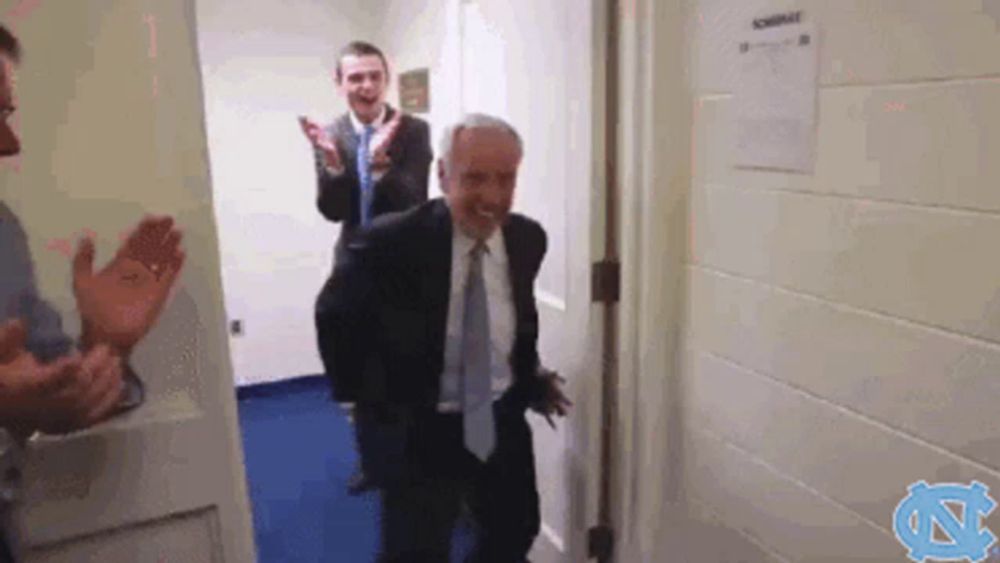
[236,375,474,562]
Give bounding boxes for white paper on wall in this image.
[734,21,819,174]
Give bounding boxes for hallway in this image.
[236,376,477,562]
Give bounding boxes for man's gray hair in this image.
[438,113,523,169]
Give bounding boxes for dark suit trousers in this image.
[332,228,394,484]
[378,395,540,563]
[0,530,15,563]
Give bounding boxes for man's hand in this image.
[369,112,402,173]
[530,367,572,429]
[0,320,125,436]
[73,215,185,357]
[299,115,342,170]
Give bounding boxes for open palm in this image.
[371,112,402,156]
[299,115,342,169]
[73,215,185,354]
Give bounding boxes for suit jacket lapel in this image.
[383,105,404,158]
[425,200,453,379]
[502,218,542,388]
[502,219,530,314]
[503,220,528,362]
[333,114,358,170]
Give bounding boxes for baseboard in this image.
[235,374,327,401]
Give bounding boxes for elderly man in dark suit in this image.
[316,113,570,562]
[299,40,433,494]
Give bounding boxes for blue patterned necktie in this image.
[462,242,496,462]
[357,124,375,227]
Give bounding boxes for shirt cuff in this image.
[324,163,345,176]
[115,364,145,413]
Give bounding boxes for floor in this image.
[236,375,474,562]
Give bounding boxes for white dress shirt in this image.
[438,227,516,412]
[349,105,387,135]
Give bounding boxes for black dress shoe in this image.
[347,470,376,495]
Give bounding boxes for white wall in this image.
[378,0,463,199]
[642,1,1000,561]
[196,0,385,386]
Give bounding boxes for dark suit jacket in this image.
[313,105,432,251]
[314,200,548,482]
[316,198,548,406]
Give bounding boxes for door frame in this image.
[612,0,693,560]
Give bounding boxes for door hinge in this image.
[591,260,620,304]
[588,525,615,560]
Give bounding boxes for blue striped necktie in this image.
[462,242,496,462]
[357,124,375,227]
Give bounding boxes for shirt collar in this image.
[349,105,387,135]
[454,224,504,261]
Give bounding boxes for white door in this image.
[459,1,605,560]
[3,1,255,561]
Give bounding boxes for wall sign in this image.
[734,12,819,174]
[399,68,430,114]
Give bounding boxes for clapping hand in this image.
[369,112,402,172]
[0,320,125,436]
[73,215,185,357]
[299,115,342,170]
